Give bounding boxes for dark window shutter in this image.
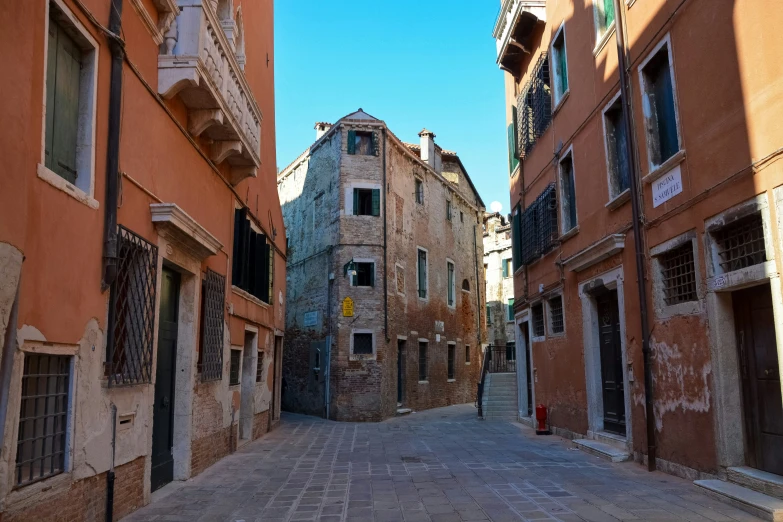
[353,188,359,215]
[654,57,679,162]
[259,235,270,303]
[232,208,249,288]
[371,189,380,216]
[511,208,521,269]
[51,23,81,184]
[347,130,356,154]
[45,23,57,170]
[508,106,519,174]
[267,240,274,303]
[247,229,258,294]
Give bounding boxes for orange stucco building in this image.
[0,0,284,519]
[496,0,783,496]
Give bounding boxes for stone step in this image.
[396,408,412,415]
[694,480,783,521]
[573,439,630,463]
[728,467,783,500]
[485,388,517,394]
[482,414,518,421]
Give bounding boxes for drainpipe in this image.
[614,0,657,471]
[106,403,117,522]
[325,247,333,419]
[382,128,389,343]
[0,270,22,448]
[101,0,124,291]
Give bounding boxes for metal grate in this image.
[660,243,697,305]
[107,226,158,387]
[200,269,226,381]
[15,354,70,487]
[353,333,373,355]
[549,295,564,334]
[517,53,552,158]
[229,349,241,386]
[418,342,428,381]
[519,184,558,266]
[532,303,545,337]
[715,213,766,273]
[256,351,265,383]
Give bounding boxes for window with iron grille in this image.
[418,342,428,381]
[15,354,70,487]
[532,303,545,337]
[447,345,456,380]
[199,269,225,381]
[353,333,373,355]
[517,53,552,158]
[417,248,427,298]
[256,351,265,383]
[415,179,424,204]
[232,208,273,304]
[107,226,158,386]
[518,184,558,266]
[229,349,241,385]
[658,242,698,305]
[549,295,564,334]
[714,213,766,273]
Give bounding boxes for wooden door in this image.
[151,268,179,492]
[597,290,626,436]
[734,284,783,475]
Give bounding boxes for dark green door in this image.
[151,267,180,492]
[597,290,626,436]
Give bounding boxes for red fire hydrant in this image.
[535,404,551,435]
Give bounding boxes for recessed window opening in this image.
[353,333,373,355]
[604,97,631,198]
[559,152,577,234]
[549,295,564,334]
[714,213,766,273]
[352,262,375,287]
[660,243,698,305]
[532,303,545,337]
[641,42,680,167]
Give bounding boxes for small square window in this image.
[660,243,697,305]
[256,351,265,383]
[352,262,375,287]
[549,295,564,334]
[415,179,424,204]
[714,213,766,273]
[348,130,374,155]
[353,188,380,216]
[229,349,241,386]
[353,333,373,355]
[418,342,428,381]
[641,41,680,168]
[532,303,545,337]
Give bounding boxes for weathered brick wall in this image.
[191,424,234,478]
[1,457,144,522]
[252,409,270,439]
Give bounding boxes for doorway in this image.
[272,335,282,421]
[522,321,532,416]
[733,284,783,475]
[151,267,180,492]
[597,290,626,436]
[397,339,406,405]
[240,331,257,442]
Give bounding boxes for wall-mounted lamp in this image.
[344,259,357,278]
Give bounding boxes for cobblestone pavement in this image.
[122,404,762,522]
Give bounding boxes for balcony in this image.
[493,0,546,75]
[158,0,260,185]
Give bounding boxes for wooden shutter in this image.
[508,106,519,174]
[232,208,250,288]
[347,130,356,154]
[603,0,615,27]
[371,189,380,216]
[259,235,270,303]
[511,208,521,269]
[45,23,57,171]
[49,21,81,184]
[267,239,274,303]
[353,189,359,215]
[247,229,258,294]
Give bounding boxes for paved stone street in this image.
[122,404,762,522]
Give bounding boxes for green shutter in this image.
[45,23,57,170]
[353,188,359,215]
[486,304,491,325]
[50,22,81,184]
[502,259,509,278]
[603,0,615,29]
[347,130,356,154]
[557,40,568,94]
[371,189,380,216]
[512,208,522,269]
[508,299,514,321]
[508,106,519,175]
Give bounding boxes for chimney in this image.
[418,129,436,168]
[315,122,332,140]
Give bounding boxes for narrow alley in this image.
[121,405,764,522]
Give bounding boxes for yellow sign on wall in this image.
[342,297,354,317]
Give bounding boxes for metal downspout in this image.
[614,0,657,471]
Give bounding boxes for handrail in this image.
[476,347,491,418]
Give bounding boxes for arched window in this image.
[462,279,470,291]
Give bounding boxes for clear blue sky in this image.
[274,0,510,213]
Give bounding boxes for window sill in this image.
[37,164,99,210]
[606,188,631,211]
[418,380,429,384]
[552,89,570,116]
[231,286,272,309]
[447,379,456,383]
[531,335,546,343]
[465,362,471,366]
[643,149,686,185]
[593,23,616,57]
[559,225,579,243]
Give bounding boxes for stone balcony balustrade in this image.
[493,0,546,75]
[158,0,260,185]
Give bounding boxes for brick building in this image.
[494,0,783,506]
[0,0,284,520]
[278,111,486,422]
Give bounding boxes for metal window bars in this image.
[256,351,265,383]
[532,303,545,337]
[107,226,158,387]
[715,213,766,273]
[549,296,564,333]
[229,349,241,385]
[660,243,698,306]
[517,53,552,158]
[15,354,70,487]
[519,184,558,266]
[353,333,373,355]
[200,269,226,381]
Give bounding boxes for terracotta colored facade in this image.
[0,0,284,519]
[497,0,783,480]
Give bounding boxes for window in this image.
[15,354,70,487]
[507,298,514,322]
[351,262,375,287]
[42,3,98,197]
[517,53,551,157]
[549,295,564,334]
[559,152,577,234]
[199,269,226,381]
[551,24,568,105]
[660,243,697,305]
[353,333,373,355]
[353,188,380,216]
[418,342,428,381]
[532,303,545,337]
[460,211,464,223]
[518,184,558,266]
[256,351,265,383]
[508,105,519,175]
[347,130,375,155]
[446,200,453,221]
[415,179,424,204]
[502,258,511,278]
[465,345,471,363]
[462,279,470,291]
[714,213,766,273]
[447,261,455,307]
[417,248,428,298]
[594,0,615,40]
[506,342,516,361]
[229,349,241,385]
[447,345,455,380]
[107,226,158,386]
[641,39,680,169]
[232,208,273,304]
[603,95,631,199]
[511,205,522,269]
[486,304,492,325]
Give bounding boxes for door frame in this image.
[579,265,633,449]
[397,336,407,406]
[514,311,533,421]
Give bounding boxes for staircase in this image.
[695,467,783,521]
[481,372,518,421]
